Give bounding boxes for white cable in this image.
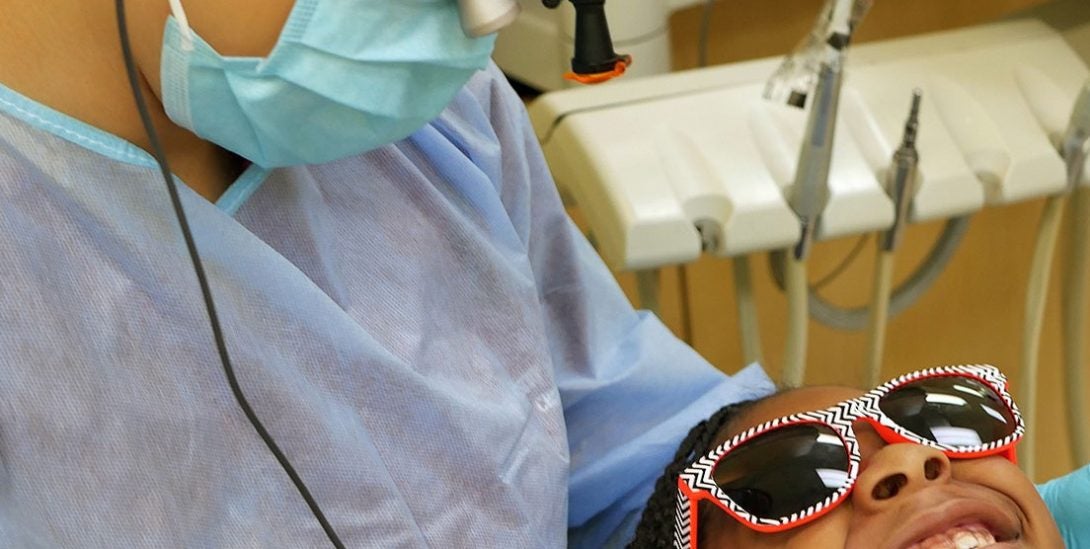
[773,0,867,388]
[783,254,809,388]
[1063,187,1090,467]
[1019,195,1064,480]
[865,250,895,388]
[1058,80,1090,468]
[864,90,919,388]
[732,255,764,366]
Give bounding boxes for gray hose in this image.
[769,216,972,331]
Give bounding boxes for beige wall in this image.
[669,0,1055,69]
[573,0,1088,482]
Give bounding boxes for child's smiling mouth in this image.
[881,493,1023,549]
[906,522,1000,549]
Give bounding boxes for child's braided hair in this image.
[627,400,761,548]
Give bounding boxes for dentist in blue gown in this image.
[0,1,774,546]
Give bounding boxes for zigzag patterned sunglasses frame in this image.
[673,364,1024,549]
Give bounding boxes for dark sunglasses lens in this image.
[879,375,1017,448]
[712,424,850,520]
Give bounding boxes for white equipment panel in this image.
[529,19,1090,271]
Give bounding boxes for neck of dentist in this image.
[0,2,287,202]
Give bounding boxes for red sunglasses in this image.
[673,364,1024,548]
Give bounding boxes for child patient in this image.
[628,365,1088,548]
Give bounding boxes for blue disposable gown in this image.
[0,63,775,547]
[1039,464,1090,548]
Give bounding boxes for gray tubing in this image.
[769,216,972,331]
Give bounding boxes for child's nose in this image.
[852,443,951,510]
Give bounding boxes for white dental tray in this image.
[529,19,1090,270]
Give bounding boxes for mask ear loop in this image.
[167,0,195,51]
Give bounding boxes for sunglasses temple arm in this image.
[1001,379,1023,466]
[675,481,700,549]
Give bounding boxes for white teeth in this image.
[953,531,980,549]
[969,526,997,546]
[914,524,997,549]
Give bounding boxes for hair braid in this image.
[627,400,759,548]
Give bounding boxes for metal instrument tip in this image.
[902,89,923,148]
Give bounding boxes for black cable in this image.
[813,234,869,290]
[113,3,344,547]
[767,217,971,331]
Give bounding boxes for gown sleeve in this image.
[461,63,777,548]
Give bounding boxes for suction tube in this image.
[1060,81,1090,468]
[865,91,922,387]
[1018,195,1064,479]
[1064,187,1090,467]
[778,0,861,388]
[733,256,764,366]
[780,57,845,388]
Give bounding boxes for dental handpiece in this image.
[763,0,870,107]
[882,90,923,252]
[789,55,844,260]
[1061,80,1090,189]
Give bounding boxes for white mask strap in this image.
[168,0,195,51]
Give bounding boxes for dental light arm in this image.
[542,0,632,84]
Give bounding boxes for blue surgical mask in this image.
[160,0,497,168]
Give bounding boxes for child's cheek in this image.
[782,505,853,548]
[952,458,1065,548]
[705,505,854,548]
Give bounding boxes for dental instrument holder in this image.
[542,0,632,84]
[789,49,846,260]
[882,91,923,252]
